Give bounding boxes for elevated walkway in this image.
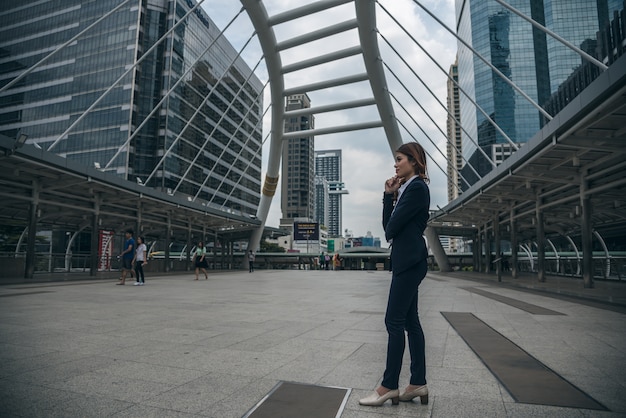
[431,270,626,312]
[1,269,625,417]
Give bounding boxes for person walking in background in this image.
[132,236,147,286]
[193,241,209,280]
[360,142,430,407]
[117,229,135,285]
[248,250,255,273]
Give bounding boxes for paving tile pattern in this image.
[0,269,625,417]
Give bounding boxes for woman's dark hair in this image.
[198,241,204,247]
[396,142,429,183]
[137,236,144,243]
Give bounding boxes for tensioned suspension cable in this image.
[190,78,268,204]
[377,6,517,158]
[396,117,449,185]
[184,58,266,201]
[0,0,133,95]
[167,36,261,196]
[384,60,479,184]
[494,0,607,71]
[141,27,259,187]
[47,0,210,151]
[378,32,500,169]
[213,97,272,209]
[407,0,553,121]
[389,91,467,192]
[105,6,247,171]
[385,64,482,186]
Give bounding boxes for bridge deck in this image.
[1,269,625,417]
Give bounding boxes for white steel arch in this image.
[3,0,618,278]
[241,0,418,254]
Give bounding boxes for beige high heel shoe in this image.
[399,384,428,404]
[359,389,400,406]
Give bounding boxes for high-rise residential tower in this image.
[446,58,462,202]
[314,176,329,230]
[314,149,348,237]
[446,58,463,254]
[0,0,264,215]
[281,94,315,224]
[456,0,623,186]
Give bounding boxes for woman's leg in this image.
[405,260,427,385]
[137,263,145,283]
[134,262,140,282]
[381,263,422,390]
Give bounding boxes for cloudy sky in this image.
[202,0,457,240]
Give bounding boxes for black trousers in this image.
[381,259,427,389]
[134,261,145,283]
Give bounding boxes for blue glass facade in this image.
[456,0,622,187]
[0,0,263,215]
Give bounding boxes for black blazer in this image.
[383,178,430,274]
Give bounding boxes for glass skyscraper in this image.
[455,0,622,187]
[0,0,263,215]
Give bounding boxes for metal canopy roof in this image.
[430,54,626,241]
[0,136,285,242]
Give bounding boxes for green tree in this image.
[259,240,285,253]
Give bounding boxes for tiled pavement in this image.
[0,269,625,417]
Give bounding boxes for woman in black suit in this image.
[360,142,430,407]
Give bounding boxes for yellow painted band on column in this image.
[262,175,279,197]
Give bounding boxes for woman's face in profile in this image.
[394,152,415,181]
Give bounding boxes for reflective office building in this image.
[455,0,623,187]
[0,0,263,215]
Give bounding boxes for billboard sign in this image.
[293,222,319,241]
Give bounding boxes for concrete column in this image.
[229,241,234,269]
[212,229,217,270]
[510,208,518,279]
[136,201,142,241]
[424,226,451,272]
[89,195,100,277]
[165,214,171,272]
[24,180,39,279]
[476,228,483,272]
[494,214,501,282]
[472,232,479,272]
[536,199,545,282]
[484,225,492,274]
[186,220,192,271]
[581,179,594,288]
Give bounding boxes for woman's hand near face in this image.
[385,176,401,193]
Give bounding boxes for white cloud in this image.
[204,0,457,240]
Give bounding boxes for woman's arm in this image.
[384,181,429,241]
[382,193,395,231]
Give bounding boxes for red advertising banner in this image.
[98,230,114,271]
